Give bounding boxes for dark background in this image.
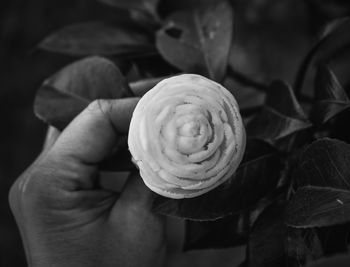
[1,0,350,266]
[0,1,125,265]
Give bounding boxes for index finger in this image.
[49,98,139,165]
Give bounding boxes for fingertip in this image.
[107,98,139,134]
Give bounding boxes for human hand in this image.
[9,99,166,267]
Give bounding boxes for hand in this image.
[9,99,166,267]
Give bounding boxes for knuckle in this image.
[8,179,20,214]
[8,167,40,216]
[8,164,75,213]
[87,99,112,117]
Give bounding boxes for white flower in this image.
[128,74,246,199]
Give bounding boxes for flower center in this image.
[173,114,209,154]
[179,121,200,137]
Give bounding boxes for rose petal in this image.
[128,74,246,199]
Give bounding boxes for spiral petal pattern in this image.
[128,74,246,199]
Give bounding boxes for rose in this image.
[128,74,246,199]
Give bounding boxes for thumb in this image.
[41,98,139,189]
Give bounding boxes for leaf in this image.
[34,56,132,130]
[228,1,310,92]
[286,228,323,266]
[320,17,349,40]
[183,212,250,251]
[294,138,350,190]
[304,254,350,267]
[237,261,248,267]
[35,86,89,131]
[286,186,350,228]
[156,0,233,81]
[128,9,161,30]
[159,0,223,16]
[129,76,166,96]
[98,0,160,17]
[248,203,287,267]
[294,17,350,94]
[247,80,312,144]
[316,223,350,255]
[39,22,154,57]
[311,65,350,125]
[152,140,282,220]
[287,138,350,250]
[224,75,265,110]
[315,17,350,60]
[34,57,137,172]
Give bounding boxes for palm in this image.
[9,99,166,267]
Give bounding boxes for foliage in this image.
[34,0,350,266]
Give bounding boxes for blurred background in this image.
[1,0,350,266]
[0,1,115,265]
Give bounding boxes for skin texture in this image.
[9,98,166,267]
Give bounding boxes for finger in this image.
[39,98,138,190]
[42,126,60,152]
[117,171,156,210]
[49,98,139,165]
[110,172,165,238]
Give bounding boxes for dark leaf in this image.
[228,1,310,91]
[133,55,179,77]
[294,17,350,95]
[286,228,323,266]
[286,186,350,228]
[183,212,250,251]
[98,0,160,16]
[294,138,350,190]
[304,254,350,267]
[34,56,132,130]
[184,191,274,251]
[128,9,161,30]
[224,76,265,111]
[39,22,154,57]
[315,17,350,60]
[316,223,350,255]
[311,65,350,125]
[35,86,89,131]
[35,57,137,172]
[247,80,312,144]
[129,76,167,96]
[237,261,248,267]
[156,0,233,81]
[287,139,350,229]
[248,203,286,267]
[152,140,282,220]
[320,17,350,39]
[159,0,224,16]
